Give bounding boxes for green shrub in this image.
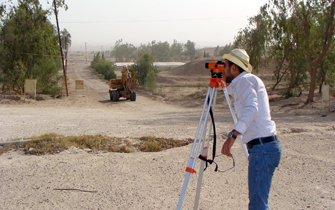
[145,68,157,92]
[91,53,116,81]
[32,58,63,94]
[131,53,158,87]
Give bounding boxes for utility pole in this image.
[65,36,68,73]
[85,42,87,63]
[53,0,68,96]
[151,40,155,65]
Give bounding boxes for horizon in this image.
[5,0,268,51]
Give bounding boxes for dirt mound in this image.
[166,57,223,76]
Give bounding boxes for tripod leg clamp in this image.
[185,167,196,173]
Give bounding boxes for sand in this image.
[0,53,334,209]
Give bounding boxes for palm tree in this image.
[60,28,71,53]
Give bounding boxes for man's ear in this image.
[231,64,238,75]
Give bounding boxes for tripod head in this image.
[205,61,225,78]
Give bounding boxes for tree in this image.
[267,3,309,97]
[48,0,68,11]
[0,0,62,94]
[90,52,101,69]
[131,53,157,86]
[184,40,196,61]
[214,45,220,56]
[95,59,116,81]
[32,57,63,94]
[295,0,335,102]
[137,43,152,56]
[60,28,71,52]
[90,52,116,80]
[235,0,335,101]
[234,5,272,72]
[0,4,5,17]
[145,68,157,92]
[170,40,184,61]
[317,42,335,92]
[0,3,5,82]
[152,41,170,62]
[219,43,233,56]
[203,50,210,58]
[268,0,335,102]
[111,39,137,62]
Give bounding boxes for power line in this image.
[19,52,63,58]
[60,16,248,24]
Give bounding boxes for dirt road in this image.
[0,55,334,210]
[0,61,212,142]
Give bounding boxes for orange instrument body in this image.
[205,61,226,88]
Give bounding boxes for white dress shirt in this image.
[227,72,276,144]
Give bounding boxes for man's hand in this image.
[221,137,236,158]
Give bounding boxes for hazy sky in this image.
[6,0,268,51]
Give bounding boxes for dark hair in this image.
[226,60,245,73]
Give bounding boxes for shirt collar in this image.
[231,71,248,85]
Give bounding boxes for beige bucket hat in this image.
[222,49,253,73]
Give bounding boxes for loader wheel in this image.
[113,91,119,102]
[110,92,113,101]
[130,91,136,101]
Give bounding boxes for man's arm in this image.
[221,129,241,157]
[221,77,258,157]
[232,78,258,135]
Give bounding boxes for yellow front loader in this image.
[109,66,136,102]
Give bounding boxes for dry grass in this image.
[136,136,193,152]
[0,133,193,155]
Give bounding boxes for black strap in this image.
[198,97,218,172]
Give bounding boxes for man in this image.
[221,49,281,210]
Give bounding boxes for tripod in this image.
[176,68,249,210]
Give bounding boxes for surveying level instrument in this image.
[176,61,249,210]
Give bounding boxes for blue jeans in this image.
[248,141,281,210]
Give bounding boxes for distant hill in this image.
[166,57,223,76]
